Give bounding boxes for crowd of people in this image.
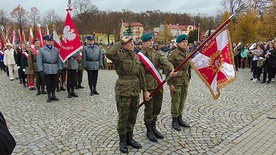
[233,40,276,83]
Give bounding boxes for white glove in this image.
[17,66,20,69]
[23,68,26,72]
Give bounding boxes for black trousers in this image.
[0,112,16,155]
[87,70,99,89]
[67,69,77,91]
[45,74,58,93]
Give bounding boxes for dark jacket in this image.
[0,112,16,155]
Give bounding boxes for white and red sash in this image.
[22,51,28,59]
[30,48,38,55]
[0,50,3,56]
[137,51,162,84]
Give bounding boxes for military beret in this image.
[33,39,40,44]
[141,33,153,42]
[43,35,53,41]
[87,36,94,40]
[176,34,188,43]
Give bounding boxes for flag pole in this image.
[139,3,248,108]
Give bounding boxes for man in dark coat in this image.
[0,112,16,155]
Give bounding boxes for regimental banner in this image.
[190,29,236,99]
[59,11,82,63]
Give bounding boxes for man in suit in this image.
[82,36,103,96]
[3,43,18,81]
[37,35,63,103]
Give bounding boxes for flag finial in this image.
[66,0,72,11]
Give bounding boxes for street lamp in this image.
[197,23,200,42]
[191,19,195,30]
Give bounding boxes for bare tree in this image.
[42,9,63,33]
[73,0,99,35]
[220,0,244,14]
[29,7,40,27]
[0,9,12,37]
[10,4,28,32]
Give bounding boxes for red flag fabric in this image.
[190,29,236,99]
[17,29,22,42]
[29,27,34,45]
[36,25,44,47]
[0,33,5,50]
[46,25,50,36]
[22,30,26,43]
[11,30,15,45]
[59,11,82,63]
[53,29,61,48]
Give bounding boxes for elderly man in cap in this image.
[139,33,176,142]
[37,35,62,103]
[82,35,103,96]
[29,39,46,95]
[167,34,191,131]
[106,35,150,153]
[4,43,18,81]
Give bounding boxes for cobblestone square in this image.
[0,68,275,154]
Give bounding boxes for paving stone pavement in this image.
[0,68,275,155]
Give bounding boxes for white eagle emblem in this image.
[62,25,76,43]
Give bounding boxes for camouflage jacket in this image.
[28,48,39,72]
[139,47,174,90]
[167,46,191,86]
[106,42,147,96]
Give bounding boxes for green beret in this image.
[176,34,188,43]
[141,33,153,42]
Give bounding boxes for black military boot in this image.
[172,117,181,131]
[94,85,99,95]
[41,85,47,94]
[152,122,164,139]
[78,82,84,89]
[119,134,128,153]
[60,85,66,91]
[67,89,72,98]
[51,91,59,101]
[145,124,158,142]
[36,86,41,95]
[56,84,60,92]
[47,92,52,103]
[177,116,190,128]
[126,131,142,149]
[90,86,94,96]
[71,87,78,97]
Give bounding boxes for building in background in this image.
[120,22,144,42]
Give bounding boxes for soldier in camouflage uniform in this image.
[167,34,191,131]
[106,36,150,153]
[28,40,46,95]
[139,33,176,142]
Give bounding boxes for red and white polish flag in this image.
[190,29,236,99]
[59,11,82,63]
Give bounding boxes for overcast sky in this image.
[2,0,222,18]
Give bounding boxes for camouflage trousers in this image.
[116,95,139,135]
[170,85,189,118]
[144,89,163,125]
[35,72,45,87]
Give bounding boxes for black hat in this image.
[33,39,40,44]
[87,36,94,41]
[43,35,53,41]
